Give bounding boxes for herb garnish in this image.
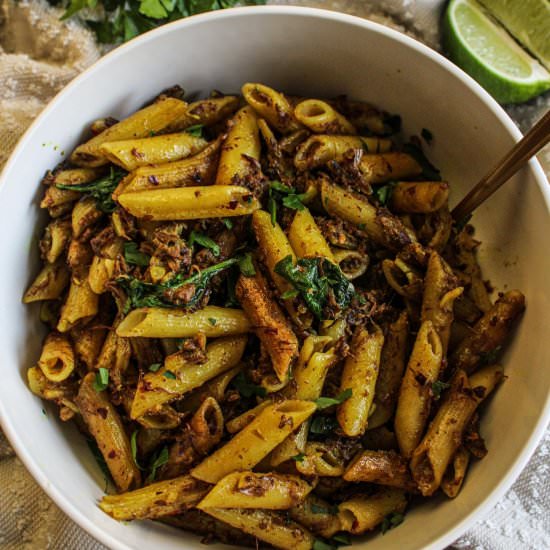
[380,511,405,534]
[57,0,266,45]
[130,430,143,469]
[374,181,397,206]
[315,388,352,410]
[309,416,339,436]
[281,289,299,300]
[267,180,307,225]
[432,380,451,400]
[189,230,220,257]
[221,218,234,229]
[93,368,109,392]
[231,372,267,398]
[147,445,169,483]
[148,363,162,372]
[185,124,204,138]
[124,242,151,267]
[56,166,126,213]
[163,371,177,380]
[118,254,252,311]
[312,534,351,550]
[208,317,217,326]
[291,453,305,462]
[274,255,354,319]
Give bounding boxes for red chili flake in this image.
[108,450,116,459]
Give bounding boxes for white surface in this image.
[0,6,549,550]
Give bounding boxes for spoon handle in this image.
[451,110,550,222]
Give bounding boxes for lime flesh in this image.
[443,0,550,103]
[479,0,550,71]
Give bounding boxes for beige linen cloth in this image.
[0,0,548,548]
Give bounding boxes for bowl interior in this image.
[0,7,549,550]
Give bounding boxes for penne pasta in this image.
[117,185,260,220]
[198,471,313,509]
[23,260,70,303]
[215,106,261,186]
[337,325,384,437]
[288,208,335,262]
[441,446,470,498]
[116,306,251,338]
[37,332,76,382]
[71,97,188,167]
[76,372,141,492]
[166,95,240,132]
[236,271,298,382]
[98,133,207,171]
[394,320,443,458]
[450,290,525,373]
[99,475,209,520]
[131,336,246,419]
[294,134,392,170]
[199,507,315,550]
[57,272,99,333]
[359,153,422,184]
[294,99,356,134]
[288,495,342,538]
[390,181,450,213]
[242,83,302,133]
[191,400,316,484]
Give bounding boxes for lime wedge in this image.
[443,0,550,103]
[479,0,550,71]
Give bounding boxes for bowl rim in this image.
[1,5,549,550]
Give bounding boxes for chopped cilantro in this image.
[374,181,397,206]
[208,317,217,326]
[291,453,305,462]
[185,124,204,138]
[237,252,256,277]
[315,388,352,410]
[149,362,162,372]
[163,371,176,380]
[189,230,220,257]
[309,416,339,435]
[432,380,451,400]
[221,218,234,229]
[93,368,109,392]
[123,242,151,267]
[281,289,299,300]
[146,446,169,483]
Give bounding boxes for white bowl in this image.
[0,6,549,550]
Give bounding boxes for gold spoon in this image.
[451,109,550,222]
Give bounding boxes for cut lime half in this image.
[443,0,550,104]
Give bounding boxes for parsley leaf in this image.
[231,372,266,398]
[281,289,299,300]
[237,252,256,276]
[432,380,451,400]
[118,255,243,311]
[315,388,352,410]
[274,255,354,319]
[309,416,339,435]
[148,363,162,372]
[185,124,204,138]
[163,371,177,380]
[374,181,397,206]
[267,180,307,223]
[282,193,307,211]
[146,446,169,483]
[56,166,126,213]
[292,453,305,462]
[189,230,220,257]
[124,242,151,267]
[93,368,109,392]
[380,511,405,534]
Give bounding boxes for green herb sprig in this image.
[56,166,126,213]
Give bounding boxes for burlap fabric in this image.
[0,1,548,548]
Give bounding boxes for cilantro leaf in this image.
[231,372,266,398]
[130,430,144,470]
[208,317,217,326]
[292,453,305,462]
[146,446,169,482]
[93,368,109,392]
[274,256,354,319]
[380,511,405,534]
[432,380,451,400]
[148,363,162,372]
[118,255,243,311]
[56,166,126,213]
[189,230,220,257]
[315,388,352,410]
[309,416,339,435]
[221,218,233,229]
[163,371,177,380]
[185,124,204,138]
[374,181,397,206]
[281,289,299,300]
[282,193,307,211]
[237,252,256,276]
[124,242,151,267]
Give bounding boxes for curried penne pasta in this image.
[24,83,524,548]
[118,185,260,220]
